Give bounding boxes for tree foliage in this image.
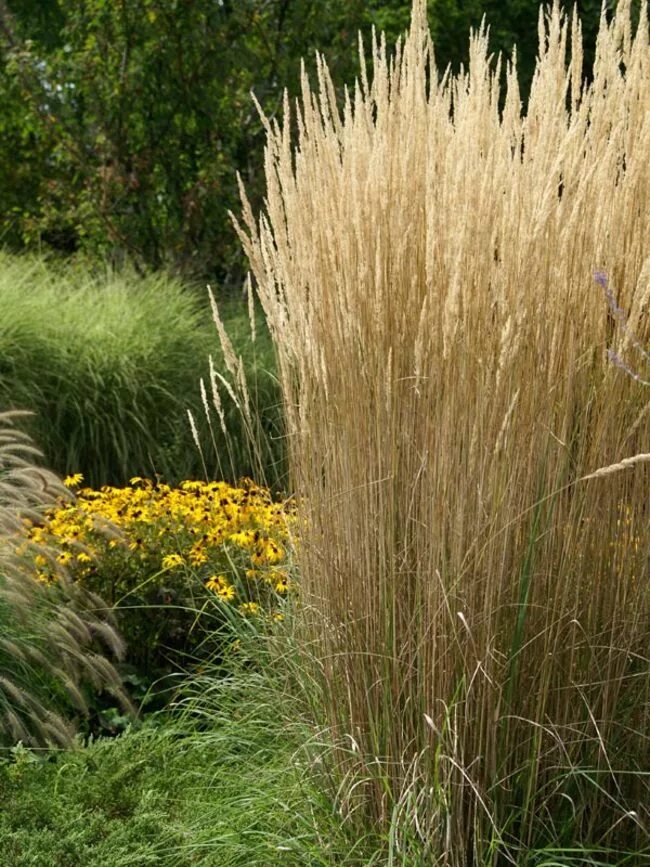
[0,0,626,281]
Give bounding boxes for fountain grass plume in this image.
[0,410,130,749]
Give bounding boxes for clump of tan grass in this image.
[221,0,649,860]
[0,410,129,749]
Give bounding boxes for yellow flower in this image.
[188,545,208,566]
[250,549,265,566]
[265,540,284,564]
[56,551,73,566]
[37,475,296,627]
[205,574,236,601]
[274,575,289,594]
[205,528,225,546]
[162,553,184,570]
[205,574,224,592]
[63,473,84,488]
[34,554,48,568]
[251,538,285,566]
[29,527,45,544]
[229,530,255,549]
[180,480,205,492]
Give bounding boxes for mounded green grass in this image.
[0,254,284,488]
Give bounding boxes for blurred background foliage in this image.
[0,0,625,285]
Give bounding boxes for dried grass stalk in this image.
[228,0,649,859]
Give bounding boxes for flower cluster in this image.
[23,475,296,674]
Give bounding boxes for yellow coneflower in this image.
[218,584,236,602]
[63,473,84,488]
[188,545,208,566]
[162,553,184,570]
[205,574,224,593]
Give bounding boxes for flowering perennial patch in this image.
[23,475,296,673]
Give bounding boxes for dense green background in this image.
[0,0,619,284]
[0,255,284,487]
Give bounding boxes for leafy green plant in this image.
[0,0,372,277]
[0,0,616,277]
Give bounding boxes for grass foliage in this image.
[0,410,128,748]
[227,0,650,861]
[0,633,374,867]
[0,255,284,487]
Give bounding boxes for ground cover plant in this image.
[223,0,650,861]
[0,410,128,748]
[0,253,284,488]
[0,625,383,867]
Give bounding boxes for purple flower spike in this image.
[597,271,650,386]
[607,349,650,386]
[597,270,628,326]
[594,270,609,289]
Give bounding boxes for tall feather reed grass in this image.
[0,410,129,748]
[223,0,649,861]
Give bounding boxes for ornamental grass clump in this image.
[30,476,296,677]
[227,0,649,861]
[0,411,129,748]
[0,255,214,486]
[0,254,285,488]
